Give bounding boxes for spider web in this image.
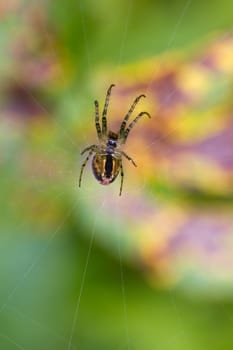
[0,0,201,349]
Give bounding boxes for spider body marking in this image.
[92,131,121,185]
[79,84,150,195]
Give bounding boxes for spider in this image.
[79,84,150,195]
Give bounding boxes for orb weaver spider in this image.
[79,84,150,195]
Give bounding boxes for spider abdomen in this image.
[92,154,120,185]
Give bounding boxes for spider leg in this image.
[119,94,145,137]
[80,144,96,155]
[119,160,124,196]
[123,111,151,143]
[102,84,115,135]
[94,100,102,140]
[79,149,94,187]
[122,151,137,167]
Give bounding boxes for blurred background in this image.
[0,0,233,349]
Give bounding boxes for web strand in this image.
[116,0,133,70]
[146,0,192,93]
[118,234,131,350]
[0,332,26,350]
[66,200,105,350]
[0,200,78,314]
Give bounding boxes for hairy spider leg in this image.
[119,94,145,137]
[122,151,137,167]
[94,100,102,140]
[79,149,94,187]
[102,84,115,136]
[81,144,96,155]
[119,160,124,196]
[79,146,97,187]
[124,111,151,143]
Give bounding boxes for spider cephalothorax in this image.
[79,84,150,195]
